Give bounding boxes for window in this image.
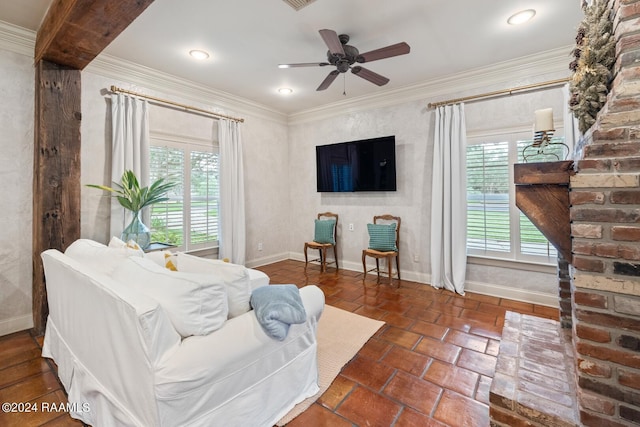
[149,136,219,252]
[466,132,565,264]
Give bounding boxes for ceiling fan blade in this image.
[317,70,340,91]
[278,62,330,68]
[356,42,410,63]
[351,66,390,86]
[319,29,345,57]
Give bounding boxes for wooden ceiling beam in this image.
[35,0,154,69]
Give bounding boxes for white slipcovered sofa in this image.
[41,239,324,426]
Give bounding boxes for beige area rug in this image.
[277,305,385,425]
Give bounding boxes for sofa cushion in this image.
[144,250,166,267]
[112,257,228,337]
[176,253,252,319]
[247,268,270,291]
[65,239,144,276]
[108,236,145,256]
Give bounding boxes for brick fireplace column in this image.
[570,0,640,425]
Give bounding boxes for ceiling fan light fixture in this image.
[189,49,210,60]
[507,9,536,25]
[282,29,410,91]
[278,87,293,95]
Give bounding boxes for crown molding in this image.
[0,20,35,57]
[0,20,572,127]
[287,45,573,125]
[86,54,288,125]
[0,20,288,125]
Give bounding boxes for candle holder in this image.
[533,129,554,147]
[523,108,569,162]
[523,129,569,162]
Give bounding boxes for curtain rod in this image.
[427,77,571,109]
[109,85,245,123]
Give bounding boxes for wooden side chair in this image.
[362,214,401,285]
[304,212,339,272]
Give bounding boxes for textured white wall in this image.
[287,99,431,276]
[80,72,291,267]
[287,79,567,302]
[0,48,35,334]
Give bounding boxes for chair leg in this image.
[333,244,338,270]
[396,255,401,280]
[387,256,392,284]
[375,259,380,278]
[362,251,367,280]
[304,244,309,268]
[321,247,328,272]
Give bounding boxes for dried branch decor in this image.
[569,0,616,134]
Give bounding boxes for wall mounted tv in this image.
[316,136,396,192]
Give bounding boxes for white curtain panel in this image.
[218,119,246,265]
[430,103,467,295]
[562,83,580,158]
[110,93,150,237]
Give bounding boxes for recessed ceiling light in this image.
[189,49,210,60]
[507,9,536,25]
[278,88,293,95]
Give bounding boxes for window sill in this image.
[467,255,556,274]
[184,246,219,258]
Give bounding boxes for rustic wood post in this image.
[32,60,81,335]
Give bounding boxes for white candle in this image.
[534,108,554,132]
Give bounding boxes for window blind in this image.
[149,142,219,251]
[190,150,219,245]
[466,141,511,254]
[150,146,185,246]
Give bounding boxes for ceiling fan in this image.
[279,29,410,91]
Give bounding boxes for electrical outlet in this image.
[258,242,263,251]
[348,223,354,231]
[413,255,419,262]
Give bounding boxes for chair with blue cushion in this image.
[304,212,339,272]
[362,214,401,285]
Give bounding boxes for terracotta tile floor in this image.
[255,260,559,427]
[0,259,558,427]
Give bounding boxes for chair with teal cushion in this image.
[304,212,339,272]
[362,214,401,285]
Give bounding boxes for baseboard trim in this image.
[282,253,557,308]
[0,314,33,337]
[246,252,290,268]
[464,280,558,307]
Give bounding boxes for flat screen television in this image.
[316,136,396,192]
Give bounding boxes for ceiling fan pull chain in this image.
[343,73,346,96]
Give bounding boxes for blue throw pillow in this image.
[314,219,336,244]
[367,223,397,252]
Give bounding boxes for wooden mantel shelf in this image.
[514,161,574,261]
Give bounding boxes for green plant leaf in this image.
[86,169,177,213]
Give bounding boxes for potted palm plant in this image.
[87,170,176,249]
